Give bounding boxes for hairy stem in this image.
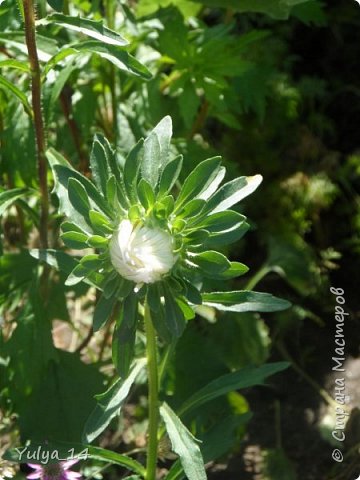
[144,301,159,480]
[23,0,48,249]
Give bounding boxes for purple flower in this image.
[27,460,82,480]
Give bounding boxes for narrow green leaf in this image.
[123,139,144,202]
[87,235,109,248]
[175,157,222,210]
[0,32,58,62]
[158,154,183,196]
[220,261,249,279]
[179,362,289,416]
[86,446,146,477]
[106,175,127,213]
[137,178,155,210]
[141,116,172,188]
[193,210,249,247]
[45,59,77,122]
[89,209,113,234]
[112,295,138,378]
[0,188,28,216]
[201,290,291,313]
[68,177,91,219]
[194,210,246,232]
[160,402,207,480]
[30,249,77,275]
[178,199,206,220]
[0,59,30,72]
[44,41,152,79]
[65,263,89,286]
[205,174,263,214]
[30,249,105,289]
[0,75,33,117]
[83,358,146,443]
[47,147,112,224]
[189,250,230,276]
[163,284,187,339]
[80,254,101,269]
[93,292,117,331]
[38,13,129,46]
[90,134,112,196]
[61,231,89,249]
[183,280,202,305]
[196,166,226,201]
[65,254,101,286]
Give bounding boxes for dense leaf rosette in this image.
[33,116,290,374]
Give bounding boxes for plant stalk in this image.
[23,0,48,249]
[144,301,159,480]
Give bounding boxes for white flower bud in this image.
[109,219,177,284]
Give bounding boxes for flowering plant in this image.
[31,116,289,480]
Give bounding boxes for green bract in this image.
[34,116,290,376]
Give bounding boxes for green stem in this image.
[277,341,340,410]
[244,264,271,291]
[63,0,69,14]
[23,0,48,249]
[144,301,159,480]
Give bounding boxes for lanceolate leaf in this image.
[93,292,117,332]
[178,362,289,416]
[30,249,105,289]
[0,188,29,216]
[86,446,146,477]
[30,249,77,274]
[68,177,91,220]
[38,13,129,47]
[158,155,183,197]
[123,139,144,202]
[0,75,33,117]
[175,157,222,210]
[90,134,112,196]
[83,358,146,443]
[141,115,173,188]
[201,290,291,312]
[112,294,139,378]
[0,59,30,72]
[47,147,112,222]
[189,250,230,276]
[205,174,263,214]
[163,284,187,339]
[160,403,207,480]
[44,41,152,79]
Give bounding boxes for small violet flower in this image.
[27,460,81,480]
